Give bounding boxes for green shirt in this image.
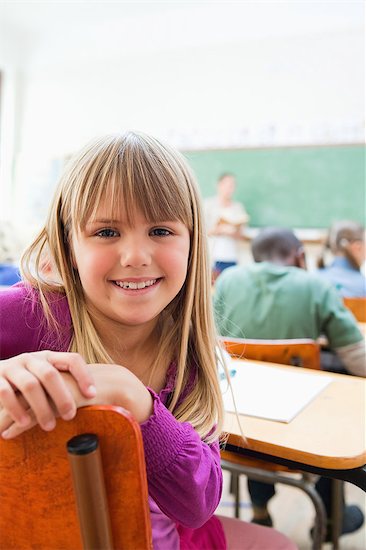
[214,262,363,349]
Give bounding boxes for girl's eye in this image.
[150,228,172,237]
[95,228,119,238]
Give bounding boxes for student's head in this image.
[251,227,305,268]
[217,173,236,200]
[321,220,365,270]
[22,131,222,441]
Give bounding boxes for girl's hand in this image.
[0,363,153,439]
[0,351,96,433]
[58,364,154,423]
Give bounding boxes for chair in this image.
[221,337,321,370]
[0,405,153,550]
[220,337,342,550]
[343,296,366,322]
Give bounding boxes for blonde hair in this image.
[318,220,365,270]
[21,131,223,442]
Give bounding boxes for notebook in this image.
[221,359,333,423]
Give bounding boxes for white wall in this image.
[19,28,364,155]
[0,1,364,231]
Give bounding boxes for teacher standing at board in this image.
[204,173,249,282]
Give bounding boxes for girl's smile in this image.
[113,278,158,289]
[111,277,161,294]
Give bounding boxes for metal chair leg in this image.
[330,479,343,550]
[301,474,327,550]
[229,472,241,518]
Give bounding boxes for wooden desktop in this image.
[223,360,366,490]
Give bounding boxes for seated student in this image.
[214,227,365,540]
[317,220,366,297]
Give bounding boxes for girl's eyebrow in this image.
[87,218,121,225]
[86,218,182,227]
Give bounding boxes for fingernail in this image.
[2,429,11,439]
[44,420,56,431]
[62,409,76,421]
[87,385,97,397]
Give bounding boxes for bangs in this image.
[67,132,194,232]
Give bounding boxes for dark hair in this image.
[252,227,302,263]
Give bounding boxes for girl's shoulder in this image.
[0,282,72,359]
[0,282,41,318]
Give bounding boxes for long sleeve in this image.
[334,340,366,377]
[140,389,222,529]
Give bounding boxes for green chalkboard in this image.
[183,145,365,228]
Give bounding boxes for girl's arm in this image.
[140,390,223,528]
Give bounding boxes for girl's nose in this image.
[120,238,152,268]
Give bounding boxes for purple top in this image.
[0,283,225,549]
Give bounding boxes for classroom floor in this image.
[217,470,366,550]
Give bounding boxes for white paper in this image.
[221,359,332,423]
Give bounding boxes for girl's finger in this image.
[24,358,78,421]
[42,351,96,397]
[0,377,32,427]
[2,416,38,440]
[8,359,59,431]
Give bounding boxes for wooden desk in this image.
[223,360,366,491]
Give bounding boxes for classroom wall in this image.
[0,3,363,231]
[16,28,364,156]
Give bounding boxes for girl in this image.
[317,220,366,297]
[0,132,296,549]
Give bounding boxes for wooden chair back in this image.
[0,405,152,550]
[343,296,366,322]
[221,337,321,370]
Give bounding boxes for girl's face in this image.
[71,205,190,331]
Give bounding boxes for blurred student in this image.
[214,227,365,539]
[317,220,366,297]
[203,173,249,281]
[0,221,22,286]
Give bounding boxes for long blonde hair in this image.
[21,132,223,442]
